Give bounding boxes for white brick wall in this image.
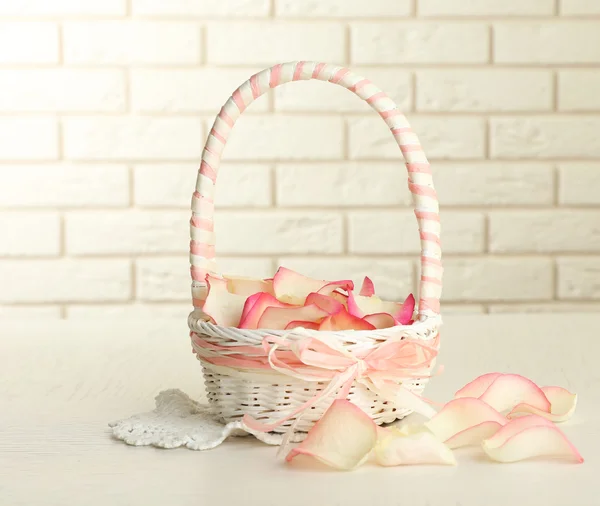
[0,2,599,318]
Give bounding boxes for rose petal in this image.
[238,292,262,325]
[363,313,396,329]
[425,397,507,447]
[273,267,353,305]
[257,304,329,330]
[445,421,505,449]
[479,374,551,414]
[201,275,246,327]
[482,415,583,463]
[454,372,503,399]
[225,275,274,297]
[396,293,416,325]
[329,291,349,308]
[305,292,344,315]
[318,309,376,331]
[238,293,291,329]
[508,386,578,422]
[284,320,321,331]
[286,399,378,470]
[375,425,456,466]
[347,292,414,325]
[359,276,375,297]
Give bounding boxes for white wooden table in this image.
[1,315,598,506]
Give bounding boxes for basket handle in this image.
[190,61,442,318]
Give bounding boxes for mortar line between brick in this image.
[488,24,494,63]
[130,260,136,301]
[344,23,351,65]
[200,25,207,65]
[57,23,64,65]
[555,0,560,15]
[269,0,275,17]
[412,0,418,16]
[552,71,559,111]
[126,0,132,16]
[553,165,560,206]
[60,305,67,319]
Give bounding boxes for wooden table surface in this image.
[1,315,598,506]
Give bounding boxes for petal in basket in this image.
[187,61,443,438]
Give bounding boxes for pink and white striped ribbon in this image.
[190,61,442,318]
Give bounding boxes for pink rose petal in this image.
[257,304,329,330]
[318,309,376,331]
[238,292,262,325]
[425,397,507,447]
[396,293,415,325]
[305,292,344,315]
[201,275,246,327]
[375,425,456,466]
[359,276,375,297]
[478,374,551,414]
[273,267,353,305]
[225,275,274,297]
[363,313,396,329]
[454,372,503,399]
[286,399,378,470]
[284,320,321,331]
[482,415,583,463]
[238,293,291,329]
[508,386,578,422]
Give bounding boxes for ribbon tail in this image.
[362,378,438,419]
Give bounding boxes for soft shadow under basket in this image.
[187,61,443,440]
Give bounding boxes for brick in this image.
[348,211,484,254]
[489,211,600,253]
[489,302,600,313]
[351,23,489,64]
[416,70,552,112]
[441,304,486,313]
[0,70,125,113]
[133,0,269,16]
[65,211,188,255]
[0,0,125,15]
[218,257,275,278]
[0,164,129,208]
[225,116,343,161]
[0,118,58,160]
[274,68,411,112]
[559,71,600,111]
[419,0,554,15]
[0,22,58,63]
[67,303,188,319]
[442,258,553,302]
[62,117,204,161]
[136,257,191,301]
[276,0,411,17]
[207,22,345,65]
[63,21,201,65]
[134,163,272,208]
[214,211,344,254]
[0,259,131,303]
[432,163,554,206]
[348,116,485,160]
[278,257,414,301]
[490,117,600,159]
[0,213,60,257]
[131,68,268,113]
[494,22,600,64]
[0,306,61,319]
[558,163,600,205]
[276,163,412,207]
[558,258,600,299]
[560,0,600,14]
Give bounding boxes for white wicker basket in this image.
[187,61,443,439]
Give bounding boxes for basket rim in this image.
[188,311,441,346]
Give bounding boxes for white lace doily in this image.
[109,389,305,450]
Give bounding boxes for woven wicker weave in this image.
[187,61,443,437]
